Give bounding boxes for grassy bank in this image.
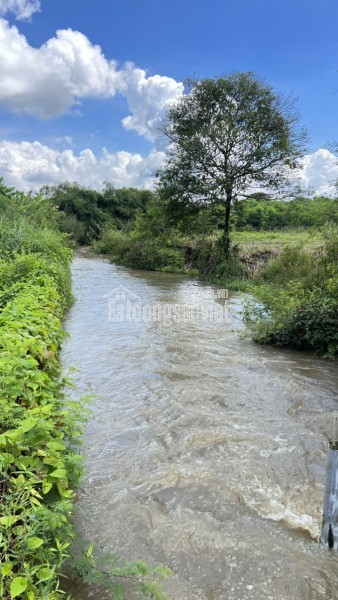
[244,226,338,358]
[93,228,320,286]
[93,225,338,358]
[0,181,171,599]
[0,183,81,599]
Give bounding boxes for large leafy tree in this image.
[157,72,307,253]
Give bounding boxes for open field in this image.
[232,229,322,253]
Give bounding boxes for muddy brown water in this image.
[62,254,338,600]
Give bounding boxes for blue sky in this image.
[0,0,337,192]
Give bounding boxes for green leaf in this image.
[27,536,44,550]
[18,419,37,434]
[0,430,19,443]
[30,496,41,507]
[1,562,13,577]
[87,542,94,558]
[37,567,53,582]
[47,440,66,451]
[0,515,19,529]
[0,452,15,463]
[14,456,31,470]
[30,488,42,499]
[43,456,58,466]
[42,480,52,494]
[49,468,67,479]
[10,577,28,599]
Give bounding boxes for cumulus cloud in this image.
[119,63,183,140]
[0,17,333,196]
[0,0,40,20]
[0,139,166,191]
[0,140,335,196]
[0,19,183,139]
[298,149,338,196]
[0,20,116,117]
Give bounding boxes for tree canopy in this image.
[157,72,308,253]
[41,182,154,244]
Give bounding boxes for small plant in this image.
[70,542,171,600]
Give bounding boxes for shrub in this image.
[257,244,315,287]
[193,237,247,281]
[94,230,186,272]
[245,226,338,357]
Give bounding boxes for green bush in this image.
[93,228,127,255]
[257,244,316,287]
[246,226,338,357]
[58,214,86,244]
[0,180,81,598]
[95,230,186,272]
[192,236,247,281]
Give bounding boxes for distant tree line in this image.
[41,182,153,244]
[41,182,338,245]
[233,194,338,230]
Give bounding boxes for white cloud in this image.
[0,19,183,139]
[0,139,166,191]
[0,20,116,117]
[1,17,333,196]
[0,140,335,196]
[298,149,337,196]
[0,0,40,20]
[119,63,183,141]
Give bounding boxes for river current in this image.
[62,254,338,600]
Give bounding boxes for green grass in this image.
[232,229,322,252]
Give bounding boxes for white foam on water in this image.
[239,481,320,539]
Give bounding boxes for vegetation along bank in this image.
[0,180,80,599]
[44,179,338,359]
[0,180,170,599]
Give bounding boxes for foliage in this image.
[0,179,171,599]
[95,229,186,272]
[233,196,338,231]
[42,183,154,245]
[157,72,307,252]
[94,194,186,271]
[256,244,315,286]
[41,182,108,245]
[245,226,338,357]
[0,216,80,597]
[190,236,247,280]
[153,194,338,237]
[70,542,171,600]
[99,184,154,226]
[0,179,60,229]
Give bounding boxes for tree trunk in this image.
[224,193,232,257]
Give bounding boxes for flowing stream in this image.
[62,254,338,600]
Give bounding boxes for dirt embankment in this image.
[237,248,279,277]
